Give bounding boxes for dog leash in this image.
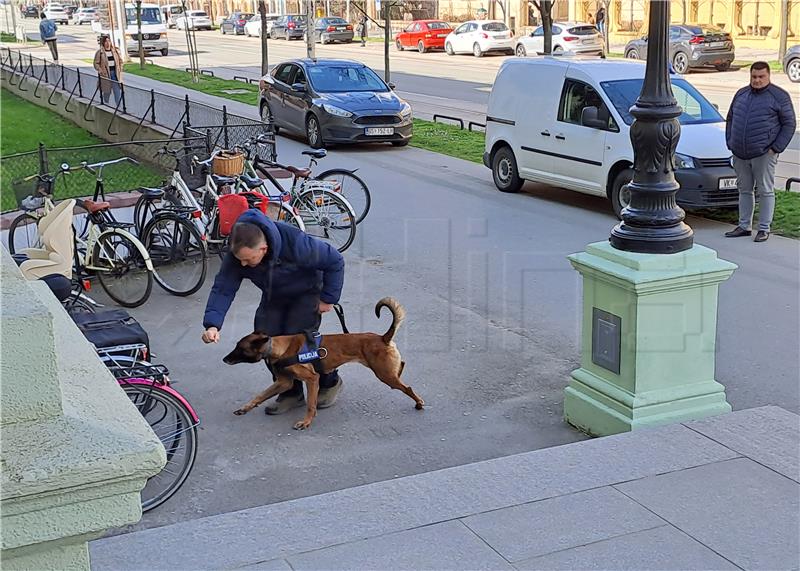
[333,303,349,334]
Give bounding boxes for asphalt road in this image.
[3,21,799,533]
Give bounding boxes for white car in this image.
[515,21,603,57]
[484,58,739,217]
[444,20,514,57]
[175,10,212,31]
[44,5,69,24]
[244,13,279,37]
[73,7,96,24]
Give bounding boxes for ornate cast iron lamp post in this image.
[609,0,694,254]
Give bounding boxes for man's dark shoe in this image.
[725,226,752,238]
[754,231,770,243]
[264,392,305,415]
[317,378,343,409]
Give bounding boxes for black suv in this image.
[21,5,39,17]
[270,14,306,40]
[624,25,735,74]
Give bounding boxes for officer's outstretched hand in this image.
[202,327,220,344]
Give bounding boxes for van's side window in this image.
[558,80,616,131]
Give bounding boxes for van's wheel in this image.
[672,51,689,74]
[515,44,526,57]
[473,42,483,57]
[610,168,633,219]
[445,42,454,55]
[492,146,523,193]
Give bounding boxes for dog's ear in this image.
[249,332,271,357]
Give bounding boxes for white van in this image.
[161,4,184,28]
[93,3,168,56]
[484,57,738,217]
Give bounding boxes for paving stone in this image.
[616,458,800,571]
[462,487,665,562]
[686,406,800,482]
[90,423,737,570]
[287,520,514,571]
[514,525,740,570]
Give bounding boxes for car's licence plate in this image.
[437,33,448,37]
[336,26,346,30]
[494,33,508,39]
[365,127,394,136]
[710,41,725,47]
[719,177,738,190]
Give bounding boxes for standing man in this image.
[595,3,605,35]
[39,12,58,63]
[725,61,796,243]
[358,14,367,46]
[93,35,123,106]
[202,209,346,415]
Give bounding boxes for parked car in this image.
[220,11,253,34]
[484,58,739,217]
[783,44,800,83]
[243,13,280,37]
[258,59,412,148]
[43,6,69,24]
[73,7,96,24]
[175,10,212,31]
[624,25,734,74]
[161,4,184,28]
[395,19,452,53]
[515,22,603,57]
[270,14,306,40]
[444,20,513,57]
[307,17,353,44]
[21,5,39,18]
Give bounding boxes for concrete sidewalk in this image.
[90,406,799,571]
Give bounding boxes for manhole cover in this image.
[221,89,251,95]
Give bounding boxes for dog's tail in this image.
[375,297,405,344]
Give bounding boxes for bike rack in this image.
[107,96,124,136]
[433,114,464,129]
[468,121,486,132]
[83,85,100,122]
[233,75,249,82]
[6,56,21,86]
[33,65,47,98]
[200,69,214,77]
[17,58,30,92]
[786,177,800,192]
[64,76,81,113]
[47,67,65,106]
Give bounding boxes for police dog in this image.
[223,297,424,430]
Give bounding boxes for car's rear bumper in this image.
[675,167,739,208]
[283,29,305,38]
[480,39,514,52]
[689,49,735,67]
[320,31,354,42]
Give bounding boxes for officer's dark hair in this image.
[229,222,266,253]
[750,61,770,74]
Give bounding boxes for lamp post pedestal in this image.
[564,241,736,437]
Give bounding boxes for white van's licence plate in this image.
[365,127,394,136]
[719,177,737,190]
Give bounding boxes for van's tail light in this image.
[326,25,335,31]
[689,35,704,44]
[480,32,488,39]
[563,36,578,41]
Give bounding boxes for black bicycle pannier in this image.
[72,309,150,351]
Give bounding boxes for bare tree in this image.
[531,0,553,54]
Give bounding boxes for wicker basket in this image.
[212,150,245,177]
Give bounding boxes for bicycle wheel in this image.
[315,168,371,225]
[265,201,306,232]
[133,191,183,237]
[93,231,153,308]
[141,214,208,296]
[7,212,41,255]
[122,384,198,512]
[296,188,356,253]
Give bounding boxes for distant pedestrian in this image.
[39,12,58,63]
[93,35,123,106]
[587,12,595,25]
[595,5,605,35]
[357,15,367,47]
[725,61,796,243]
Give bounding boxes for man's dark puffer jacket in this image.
[726,83,796,160]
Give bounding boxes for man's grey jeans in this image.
[732,151,778,232]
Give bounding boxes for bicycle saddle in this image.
[302,149,327,159]
[212,174,237,186]
[286,165,312,178]
[82,200,111,213]
[239,175,264,189]
[139,187,165,199]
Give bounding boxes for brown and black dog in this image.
[223,297,424,430]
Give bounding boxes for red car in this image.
[395,20,453,53]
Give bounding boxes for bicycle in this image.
[9,163,155,307]
[235,141,358,252]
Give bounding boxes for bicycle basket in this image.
[212,150,245,177]
[12,176,53,210]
